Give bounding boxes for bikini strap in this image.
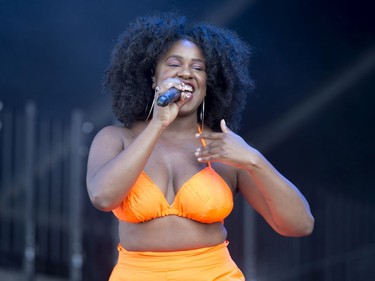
[197,125,211,168]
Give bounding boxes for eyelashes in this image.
[167,63,205,72]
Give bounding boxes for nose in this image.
[177,65,193,79]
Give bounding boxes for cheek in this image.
[155,69,177,83]
[198,75,207,87]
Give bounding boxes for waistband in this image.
[116,241,231,270]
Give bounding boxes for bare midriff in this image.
[119,215,227,251]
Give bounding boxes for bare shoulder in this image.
[93,125,134,147]
[87,125,132,178]
[95,125,129,138]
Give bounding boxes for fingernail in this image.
[185,92,192,99]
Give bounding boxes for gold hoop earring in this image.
[145,88,158,121]
[200,98,205,133]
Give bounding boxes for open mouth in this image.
[182,82,195,93]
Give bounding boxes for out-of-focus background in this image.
[0,0,374,280]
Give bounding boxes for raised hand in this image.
[195,119,259,169]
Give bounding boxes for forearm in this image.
[87,120,165,211]
[244,150,314,236]
[194,120,314,236]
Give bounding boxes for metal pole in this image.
[0,106,13,251]
[243,197,257,280]
[23,102,36,281]
[69,110,84,281]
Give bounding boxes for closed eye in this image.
[166,58,181,68]
[192,66,205,71]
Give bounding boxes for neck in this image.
[163,115,199,137]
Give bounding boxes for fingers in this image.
[194,120,234,163]
[195,119,232,140]
[194,129,225,162]
[155,79,193,97]
[220,119,231,133]
[154,79,193,110]
[195,131,225,141]
[195,141,226,162]
[195,149,224,163]
[180,87,193,100]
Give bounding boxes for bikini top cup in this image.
[112,127,234,224]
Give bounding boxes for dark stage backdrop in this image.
[0,1,374,280]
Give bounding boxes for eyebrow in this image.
[166,55,205,64]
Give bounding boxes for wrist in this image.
[149,118,168,132]
[244,148,263,170]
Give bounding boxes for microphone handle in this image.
[156,88,181,107]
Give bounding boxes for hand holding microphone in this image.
[157,88,181,107]
[156,81,193,107]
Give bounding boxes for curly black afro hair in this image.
[104,12,254,132]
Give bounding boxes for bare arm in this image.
[86,81,193,212]
[237,153,314,237]
[195,119,314,237]
[86,120,165,211]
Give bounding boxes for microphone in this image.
[156,88,181,107]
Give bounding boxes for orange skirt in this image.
[108,241,245,280]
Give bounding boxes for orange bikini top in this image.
[112,127,234,224]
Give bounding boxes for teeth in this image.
[183,84,194,92]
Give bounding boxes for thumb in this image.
[220,119,231,133]
[175,91,193,109]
